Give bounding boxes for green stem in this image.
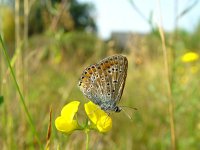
[0,35,43,149]
[85,130,89,150]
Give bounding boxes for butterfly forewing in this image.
[78,55,128,111]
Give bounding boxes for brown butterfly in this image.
[78,55,128,113]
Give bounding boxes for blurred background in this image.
[0,0,200,149]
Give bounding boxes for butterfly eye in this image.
[114,106,121,112]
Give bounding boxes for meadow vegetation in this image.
[0,0,200,150]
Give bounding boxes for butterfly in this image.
[78,54,128,113]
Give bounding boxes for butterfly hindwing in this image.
[78,55,128,111]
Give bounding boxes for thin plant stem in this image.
[85,130,89,150]
[24,0,29,48]
[157,1,176,150]
[0,35,43,149]
[128,0,149,25]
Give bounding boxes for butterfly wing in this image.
[78,55,128,108]
[102,55,128,103]
[78,64,106,106]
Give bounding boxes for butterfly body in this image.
[96,99,121,112]
[78,55,128,113]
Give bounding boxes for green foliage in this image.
[0,5,15,47]
[190,20,200,50]
[60,31,103,62]
[25,31,107,70]
[28,3,44,35]
[0,96,3,106]
[69,0,97,32]
[28,0,96,35]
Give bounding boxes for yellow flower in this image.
[55,101,80,133]
[181,52,199,62]
[84,101,112,132]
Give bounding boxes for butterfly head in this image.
[98,101,121,113]
[114,106,122,112]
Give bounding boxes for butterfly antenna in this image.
[121,108,133,120]
[120,105,138,111]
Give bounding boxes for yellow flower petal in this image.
[84,101,104,124]
[61,101,80,121]
[84,101,112,132]
[55,101,80,133]
[97,116,112,132]
[55,116,78,133]
[181,52,199,62]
